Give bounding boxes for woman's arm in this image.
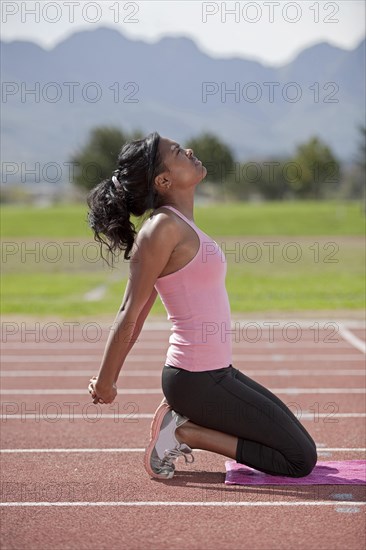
[110,286,158,383]
[89,213,179,404]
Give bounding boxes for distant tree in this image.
[342,124,366,201]
[185,133,236,186]
[247,159,291,200]
[70,126,143,191]
[355,124,366,172]
[289,136,341,199]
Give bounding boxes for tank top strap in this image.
[161,205,196,228]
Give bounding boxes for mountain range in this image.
[1,28,365,184]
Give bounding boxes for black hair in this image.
[86,131,167,265]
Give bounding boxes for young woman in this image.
[87,131,317,480]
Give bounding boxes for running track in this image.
[1,319,365,550]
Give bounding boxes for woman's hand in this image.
[88,376,117,405]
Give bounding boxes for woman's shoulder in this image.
[128,212,178,265]
[147,205,174,221]
[141,207,177,231]
[137,207,180,245]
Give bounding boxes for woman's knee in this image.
[291,445,318,478]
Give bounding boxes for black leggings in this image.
[162,364,317,478]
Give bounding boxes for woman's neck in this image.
[163,194,195,222]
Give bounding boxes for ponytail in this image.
[86,132,166,266]
[87,175,136,264]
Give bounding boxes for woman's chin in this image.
[198,165,207,180]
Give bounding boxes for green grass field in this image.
[1,201,365,319]
[1,200,365,237]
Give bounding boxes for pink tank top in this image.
[154,205,232,372]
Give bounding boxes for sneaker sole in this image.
[144,402,174,479]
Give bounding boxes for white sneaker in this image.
[144,402,194,479]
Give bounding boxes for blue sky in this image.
[2,1,365,66]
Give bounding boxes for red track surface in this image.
[1,320,365,550]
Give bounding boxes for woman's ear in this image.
[154,174,171,191]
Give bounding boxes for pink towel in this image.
[225,460,366,485]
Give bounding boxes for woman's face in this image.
[157,137,207,189]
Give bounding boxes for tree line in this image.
[71,125,365,201]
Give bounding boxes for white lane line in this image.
[0,342,355,350]
[1,448,365,454]
[83,285,107,302]
[149,319,366,329]
[0,448,148,453]
[2,319,364,333]
[1,501,365,508]
[339,326,366,354]
[1,369,365,377]
[2,354,364,362]
[1,413,365,420]
[1,388,365,395]
[0,389,163,395]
